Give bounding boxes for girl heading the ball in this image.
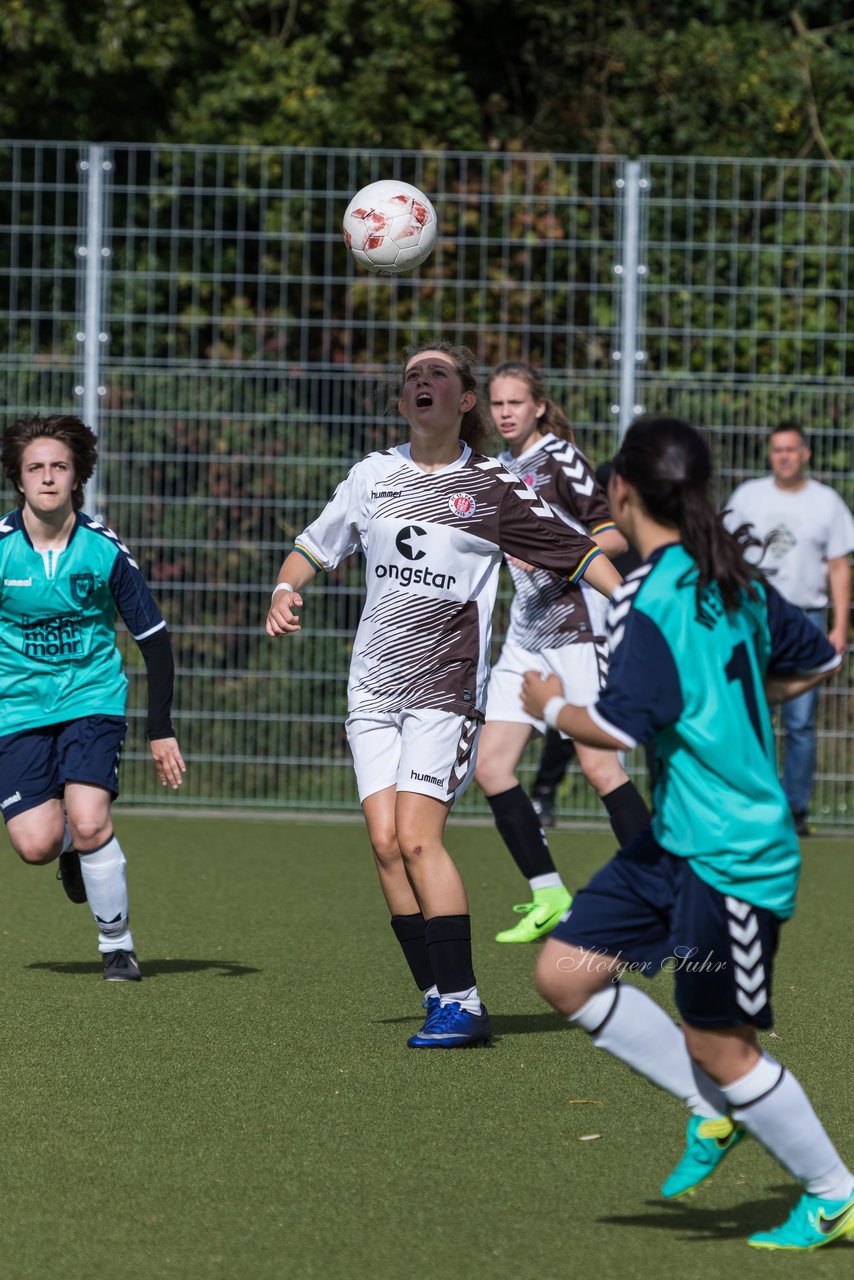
[266,341,619,1048]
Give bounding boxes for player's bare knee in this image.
[369,830,401,869]
[398,839,426,865]
[11,835,61,865]
[69,817,112,850]
[534,945,584,1013]
[582,758,625,795]
[474,756,503,793]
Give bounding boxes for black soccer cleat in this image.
[57,849,87,904]
[792,810,810,837]
[103,950,142,982]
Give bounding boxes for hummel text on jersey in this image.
[375,563,457,589]
[411,770,445,786]
[370,490,403,500]
[0,791,21,810]
[4,578,32,587]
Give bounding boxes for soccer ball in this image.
[342,180,437,276]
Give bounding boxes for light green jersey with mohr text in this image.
[0,509,166,735]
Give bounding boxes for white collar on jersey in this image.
[396,441,472,474]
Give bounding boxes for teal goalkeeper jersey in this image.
[589,543,839,918]
[0,509,166,734]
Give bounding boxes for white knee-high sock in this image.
[78,835,134,954]
[570,983,727,1117]
[722,1053,854,1201]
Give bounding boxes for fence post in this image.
[74,145,111,518]
[613,161,648,439]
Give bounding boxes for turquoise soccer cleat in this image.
[661,1115,745,1199]
[748,1190,854,1250]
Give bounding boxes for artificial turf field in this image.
[0,816,851,1280]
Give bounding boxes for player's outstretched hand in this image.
[521,670,565,718]
[266,590,303,636]
[150,737,186,789]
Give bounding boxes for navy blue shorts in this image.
[550,828,781,1029]
[0,716,127,822]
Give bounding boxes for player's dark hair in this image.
[399,340,492,452]
[613,414,762,612]
[769,420,807,444]
[2,414,98,511]
[488,362,576,443]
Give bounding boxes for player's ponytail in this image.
[488,362,576,444]
[613,415,761,612]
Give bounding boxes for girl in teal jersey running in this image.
[521,415,852,1252]
[0,414,185,981]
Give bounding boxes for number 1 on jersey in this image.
[725,640,763,745]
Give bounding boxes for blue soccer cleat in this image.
[661,1115,745,1199]
[748,1190,854,1250]
[407,1000,492,1049]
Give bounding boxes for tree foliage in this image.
[2,2,854,159]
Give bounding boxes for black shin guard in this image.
[425,914,476,996]
[601,780,651,849]
[390,913,434,990]
[487,784,557,879]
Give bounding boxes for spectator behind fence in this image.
[724,422,854,835]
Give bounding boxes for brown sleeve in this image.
[497,481,600,582]
[549,448,616,533]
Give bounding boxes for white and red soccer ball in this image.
[342,180,438,276]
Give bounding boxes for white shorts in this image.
[484,638,609,734]
[345,708,482,804]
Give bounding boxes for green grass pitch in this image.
[0,815,851,1279]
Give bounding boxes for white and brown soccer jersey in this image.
[293,442,601,718]
[498,433,617,650]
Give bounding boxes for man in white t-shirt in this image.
[725,422,854,834]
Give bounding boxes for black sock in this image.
[425,914,476,996]
[487,785,557,880]
[390,913,434,990]
[601,781,651,848]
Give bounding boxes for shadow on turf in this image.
[376,1011,565,1035]
[27,958,259,979]
[599,1184,802,1241]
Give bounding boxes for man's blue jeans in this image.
[780,607,825,815]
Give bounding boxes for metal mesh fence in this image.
[0,142,850,825]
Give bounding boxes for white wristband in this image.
[272,582,295,598]
[543,696,568,730]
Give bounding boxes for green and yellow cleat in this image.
[495,886,572,944]
[748,1190,854,1250]
[661,1115,745,1199]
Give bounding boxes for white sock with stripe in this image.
[79,835,135,954]
[570,983,727,1116]
[722,1053,854,1201]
